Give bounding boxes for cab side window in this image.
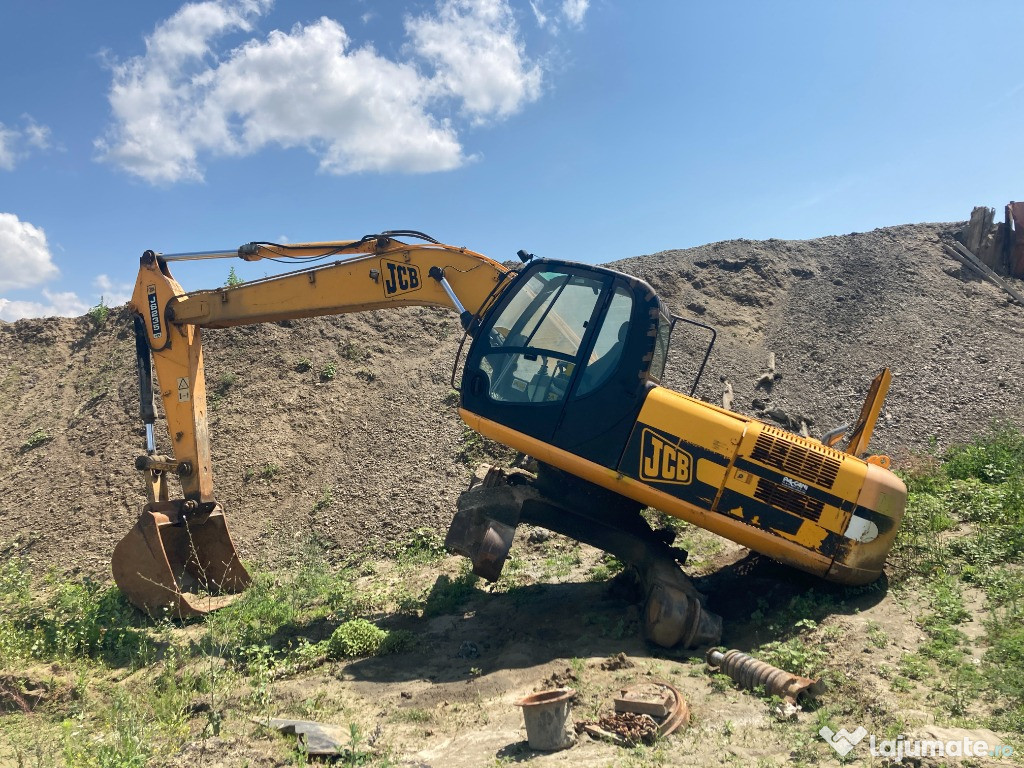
[576,286,633,397]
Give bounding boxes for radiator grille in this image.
[751,428,842,489]
[753,478,825,523]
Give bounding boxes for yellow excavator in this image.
[114,231,906,648]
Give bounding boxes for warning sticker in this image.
[177,378,190,402]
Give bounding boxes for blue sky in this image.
[1,0,1021,320]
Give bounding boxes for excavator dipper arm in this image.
[116,234,510,617]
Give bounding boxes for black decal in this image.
[381,260,422,296]
[147,286,162,338]
[385,263,398,295]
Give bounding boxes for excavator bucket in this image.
[112,502,251,618]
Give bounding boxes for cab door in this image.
[551,278,650,467]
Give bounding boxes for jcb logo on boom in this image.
[639,428,693,485]
[382,259,421,297]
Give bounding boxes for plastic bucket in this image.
[515,688,576,751]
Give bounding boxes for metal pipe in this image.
[428,266,473,328]
[821,423,850,448]
[133,314,157,454]
[158,249,239,262]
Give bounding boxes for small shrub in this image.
[215,372,237,394]
[320,363,337,381]
[898,652,931,680]
[326,619,409,659]
[87,297,110,328]
[312,486,334,514]
[339,341,367,362]
[756,637,827,678]
[224,267,244,287]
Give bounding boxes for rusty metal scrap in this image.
[582,712,659,746]
[706,648,825,704]
[615,683,673,717]
[578,680,688,745]
[1009,202,1024,278]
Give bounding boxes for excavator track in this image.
[445,463,722,649]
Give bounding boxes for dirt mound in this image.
[617,222,1024,455]
[1,222,1022,577]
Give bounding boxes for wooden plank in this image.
[946,241,1024,306]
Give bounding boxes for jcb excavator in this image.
[114,231,906,648]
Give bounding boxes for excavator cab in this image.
[460,259,681,469]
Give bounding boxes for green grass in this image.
[0,563,155,668]
[0,530,470,765]
[889,423,1024,727]
[3,426,1023,763]
[20,428,52,453]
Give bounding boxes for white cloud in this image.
[0,290,90,322]
[205,18,464,174]
[529,1,549,29]
[0,216,131,322]
[406,0,542,123]
[96,0,272,183]
[22,120,51,150]
[561,0,588,26]
[97,0,548,183]
[93,274,133,307]
[0,213,59,291]
[0,116,53,171]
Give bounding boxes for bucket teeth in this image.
[112,502,251,618]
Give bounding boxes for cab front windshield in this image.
[481,269,605,404]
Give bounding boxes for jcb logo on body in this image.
[639,428,693,485]
[381,259,421,297]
